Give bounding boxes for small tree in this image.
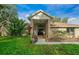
[62,17,68,23]
[53,16,62,22]
[9,17,27,36]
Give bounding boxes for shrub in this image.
[48,36,65,42]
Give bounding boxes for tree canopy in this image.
[53,16,68,23]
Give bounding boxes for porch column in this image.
[48,19,51,38]
[30,19,34,38]
[46,19,51,41]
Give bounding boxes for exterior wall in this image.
[57,28,67,31]
[50,27,79,38]
[50,27,67,36]
[74,28,79,38]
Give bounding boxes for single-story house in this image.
[28,10,79,41]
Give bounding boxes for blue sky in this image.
[16,4,79,24]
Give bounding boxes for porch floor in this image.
[37,36,46,42]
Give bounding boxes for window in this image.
[67,28,74,35]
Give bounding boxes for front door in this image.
[38,28,44,35]
[37,24,45,39]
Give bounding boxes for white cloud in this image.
[25,14,29,18]
[18,12,27,19]
[18,12,31,23]
[18,10,34,19]
[68,18,79,24]
[18,10,35,23]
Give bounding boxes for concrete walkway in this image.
[35,39,79,44]
[35,42,79,44]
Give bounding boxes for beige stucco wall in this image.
[56,28,67,31]
[50,27,67,37]
[74,28,79,38]
[50,27,79,38]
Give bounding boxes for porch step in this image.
[37,39,45,42]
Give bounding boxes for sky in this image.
[16,4,79,24]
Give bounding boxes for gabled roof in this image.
[28,10,53,19]
[28,10,79,28]
[51,22,79,28]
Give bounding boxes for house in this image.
[28,10,79,42]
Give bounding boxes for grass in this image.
[0,36,79,55]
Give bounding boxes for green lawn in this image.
[0,36,79,55]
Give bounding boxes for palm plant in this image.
[9,17,27,36]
